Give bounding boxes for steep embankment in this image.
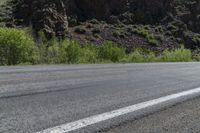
[1,0,200,52]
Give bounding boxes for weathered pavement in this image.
[103,96,200,133]
[1,63,200,133]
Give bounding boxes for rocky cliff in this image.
[1,0,200,51]
[1,0,173,36]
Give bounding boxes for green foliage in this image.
[36,36,58,64]
[184,31,200,47]
[98,41,125,62]
[132,25,159,46]
[155,26,164,33]
[0,0,11,27]
[160,46,192,62]
[167,23,177,32]
[124,47,192,63]
[39,39,99,64]
[0,27,194,66]
[0,27,38,65]
[44,39,82,64]
[192,49,200,61]
[42,40,126,64]
[46,41,61,64]
[127,49,156,63]
[61,40,81,64]
[79,46,98,64]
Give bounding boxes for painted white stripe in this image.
[37,87,200,133]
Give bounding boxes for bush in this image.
[0,27,38,65]
[98,41,125,62]
[0,27,193,66]
[45,40,99,64]
[79,46,98,64]
[127,49,156,63]
[193,53,200,61]
[192,49,200,61]
[40,39,83,64]
[133,25,159,46]
[46,42,61,64]
[160,46,192,62]
[59,39,81,64]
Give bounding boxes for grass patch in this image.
[160,46,192,62]
[98,41,125,62]
[126,49,157,63]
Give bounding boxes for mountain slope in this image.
[1,0,200,52]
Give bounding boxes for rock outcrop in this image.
[7,0,68,38]
[2,0,174,38]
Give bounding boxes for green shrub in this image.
[0,27,192,65]
[133,26,159,46]
[37,41,48,64]
[79,46,98,64]
[37,39,82,64]
[46,42,61,64]
[160,46,192,62]
[60,39,81,64]
[155,26,164,33]
[37,32,55,64]
[192,49,200,61]
[0,27,38,65]
[45,40,99,64]
[127,49,156,63]
[193,53,200,61]
[127,49,144,63]
[147,35,159,46]
[98,41,125,62]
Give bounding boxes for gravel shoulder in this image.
[103,96,200,133]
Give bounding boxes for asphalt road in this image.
[1,63,200,133]
[103,96,200,133]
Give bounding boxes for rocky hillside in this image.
[1,0,200,52]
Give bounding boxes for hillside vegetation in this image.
[0,0,200,65]
[0,0,7,5]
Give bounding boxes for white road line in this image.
[37,87,200,133]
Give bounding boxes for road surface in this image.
[103,96,200,133]
[1,63,200,133]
